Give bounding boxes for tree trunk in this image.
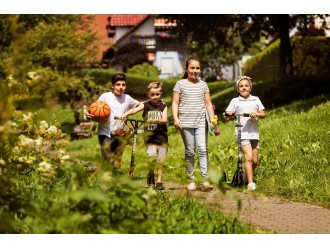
[278,15,294,78]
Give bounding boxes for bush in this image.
[244,37,330,81]
[127,63,160,78]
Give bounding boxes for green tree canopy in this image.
[158,14,329,79]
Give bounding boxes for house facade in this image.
[92,14,187,78]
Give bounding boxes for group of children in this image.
[86,57,266,191]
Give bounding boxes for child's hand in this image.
[212,115,218,125]
[174,119,182,130]
[85,111,94,120]
[250,112,259,118]
[116,116,126,121]
[147,118,158,124]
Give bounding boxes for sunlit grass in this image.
[65,94,330,208]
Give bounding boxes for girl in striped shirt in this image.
[172,57,216,191]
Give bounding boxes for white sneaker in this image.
[247,182,256,191]
[187,181,196,191]
[201,181,213,191]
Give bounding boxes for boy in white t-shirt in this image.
[225,76,266,191]
[86,73,142,172]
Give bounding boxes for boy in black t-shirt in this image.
[118,82,168,190]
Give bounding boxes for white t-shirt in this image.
[225,95,265,140]
[97,92,139,137]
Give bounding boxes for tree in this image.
[2,15,103,123]
[158,14,328,79]
[111,42,148,72]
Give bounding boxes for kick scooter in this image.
[115,117,145,178]
[223,112,249,187]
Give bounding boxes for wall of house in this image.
[114,27,131,42]
[154,51,184,79]
[118,18,155,47]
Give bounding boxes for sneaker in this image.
[155,182,165,190]
[201,181,214,191]
[147,173,155,187]
[247,182,256,191]
[187,181,196,191]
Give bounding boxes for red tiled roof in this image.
[110,14,149,26]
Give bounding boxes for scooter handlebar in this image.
[223,112,250,118]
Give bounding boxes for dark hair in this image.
[111,73,126,84]
[182,56,200,79]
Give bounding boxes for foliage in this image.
[215,95,330,208]
[1,15,105,123]
[110,42,148,72]
[159,14,329,79]
[292,36,330,76]
[254,96,330,207]
[7,16,99,77]
[127,62,160,78]
[243,40,281,81]
[89,69,227,101]
[244,37,330,81]
[211,76,330,115]
[0,109,252,234]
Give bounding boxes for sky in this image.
[2,0,329,14]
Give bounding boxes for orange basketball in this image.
[88,101,111,122]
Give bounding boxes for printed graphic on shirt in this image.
[147,110,163,130]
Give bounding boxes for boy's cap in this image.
[235,76,252,90]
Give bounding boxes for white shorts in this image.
[146,144,167,163]
[241,139,259,149]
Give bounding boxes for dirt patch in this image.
[164,183,330,234]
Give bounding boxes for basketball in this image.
[88,101,111,122]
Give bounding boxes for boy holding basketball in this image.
[118,82,168,190]
[86,73,142,172]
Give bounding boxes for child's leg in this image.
[252,147,259,171]
[241,142,253,184]
[180,128,196,179]
[195,126,208,179]
[156,146,167,183]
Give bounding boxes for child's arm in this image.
[172,92,182,129]
[204,92,215,122]
[119,104,144,119]
[256,110,266,119]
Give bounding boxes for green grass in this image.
[212,94,330,208]
[66,94,330,208]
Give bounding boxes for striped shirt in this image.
[173,79,210,128]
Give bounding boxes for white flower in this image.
[11,121,18,128]
[18,135,34,148]
[39,120,49,129]
[46,125,57,134]
[26,156,36,164]
[61,155,70,160]
[35,137,43,147]
[23,112,33,122]
[58,149,65,155]
[27,71,40,81]
[38,161,52,172]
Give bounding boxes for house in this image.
[92,14,188,78]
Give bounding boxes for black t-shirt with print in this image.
[142,101,168,145]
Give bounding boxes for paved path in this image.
[167,184,330,234]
